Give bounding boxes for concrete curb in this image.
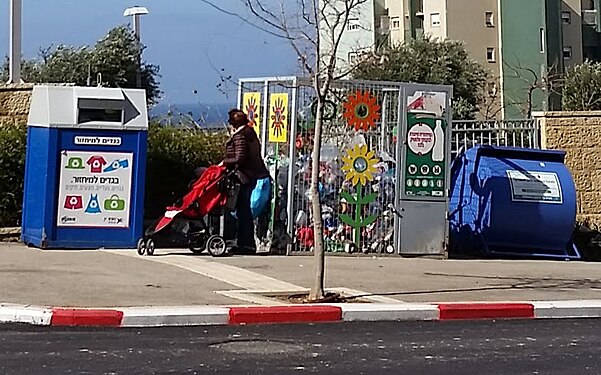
[0,304,53,326]
[3,301,601,327]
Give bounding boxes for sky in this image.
[0,0,299,105]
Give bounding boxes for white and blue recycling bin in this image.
[21,86,148,249]
[448,145,579,259]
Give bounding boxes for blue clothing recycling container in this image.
[448,145,579,259]
[21,86,148,249]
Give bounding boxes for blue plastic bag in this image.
[251,177,272,219]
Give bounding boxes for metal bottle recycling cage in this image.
[238,77,453,256]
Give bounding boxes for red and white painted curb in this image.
[3,301,601,327]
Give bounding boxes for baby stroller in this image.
[137,165,239,257]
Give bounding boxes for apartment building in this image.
[324,0,601,119]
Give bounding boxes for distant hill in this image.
[150,102,235,129]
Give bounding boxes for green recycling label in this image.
[404,113,446,198]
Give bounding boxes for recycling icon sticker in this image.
[85,194,102,214]
[57,151,133,228]
[64,195,83,210]
[104,159,129,173]
[66,157,86,170]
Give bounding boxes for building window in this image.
[487,82,497,97]
[485,12,494,27]
[583,10,598,25]
[561,11,572,24]
[347,18,361,31]
[390,16,401,30]
[431,13,441,27]
[539,28,546,53]
[348,52,359,64]
[486,47,495,62]
[563,46,573,59]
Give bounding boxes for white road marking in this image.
[106,250,301,291]
[106,250,406,304]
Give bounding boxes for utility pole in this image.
[8,0,23,84]
[124,6,149,89]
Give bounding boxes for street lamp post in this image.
[8,0,22,84]
[123,6,149,89]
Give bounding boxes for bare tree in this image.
[478,76,504,120]
[202,0,368,300]
[503,59,563,118]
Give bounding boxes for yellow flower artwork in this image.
[341,144,378,186]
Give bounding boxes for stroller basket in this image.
[137,165,240,257]
[219,172,240,212]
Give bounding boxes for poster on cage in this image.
[243,92,262,137]
[56,150,133,228]
[268,93,289,143]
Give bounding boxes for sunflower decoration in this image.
[340,144,379,248]
[341,144,379,186]
[343,90,381,131]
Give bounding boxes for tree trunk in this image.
[308,97,326,300]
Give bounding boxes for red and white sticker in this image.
[407,124,435,156]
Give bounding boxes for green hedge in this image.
[0,122,27,227]
[0,123,227,226]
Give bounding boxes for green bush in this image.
[0,122,226,226]
[563,60,601,111]
[0,122,27,227]
[145,125,227,219]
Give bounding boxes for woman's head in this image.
[228,109,248,128]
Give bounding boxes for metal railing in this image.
[450,119,540,159]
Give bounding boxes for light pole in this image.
[8,0,22,84]
[123,6,149,88]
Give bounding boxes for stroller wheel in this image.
[145,238,156,256]
[206,235,227,257]
[136,238,146,256]
[385,244,395,254]
[188,233,205,254]
[188,244,204,255]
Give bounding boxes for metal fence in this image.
[239,78,405,254]
[450,119,540,159]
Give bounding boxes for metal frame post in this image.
[8,0,22,84]
[261,81,270,157]
[393,86,406,255]
[236,80,243,109]
[285,77,299,255]
[380,92,388,154]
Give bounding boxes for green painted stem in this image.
[354,184,362,247]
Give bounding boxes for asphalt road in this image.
[1,319,600,374]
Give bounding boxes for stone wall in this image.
[0,84,34,126]
[536,111,601,226]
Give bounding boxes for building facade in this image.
[324,0,601,119]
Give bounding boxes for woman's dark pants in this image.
[235,181,256,252]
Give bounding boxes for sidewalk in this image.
[2,243,601,306]
[2,243,601,326]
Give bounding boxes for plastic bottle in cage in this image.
[432,120,444,162]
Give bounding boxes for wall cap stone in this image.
[0,84,34,92]
[532,111,601,118]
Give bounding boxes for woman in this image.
[222,109,270,254]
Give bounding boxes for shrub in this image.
[0,122,27,227]
[563,60,601,111]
